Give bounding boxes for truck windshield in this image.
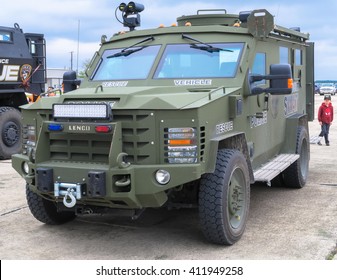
[154,43,244,79]
[92,45,161,80]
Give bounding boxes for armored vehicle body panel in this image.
[12,4,314,245]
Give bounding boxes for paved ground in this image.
[0,94,336,260]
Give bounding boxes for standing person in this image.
[317,95,333,146]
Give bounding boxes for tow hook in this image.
[63,189,76,208]
[54,182,82,208]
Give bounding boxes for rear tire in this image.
[199,149,250,245]
[0,107,22,159]
[26,185,76,225]
[283,126,309,188]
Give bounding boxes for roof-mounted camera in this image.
[117,2,144,31]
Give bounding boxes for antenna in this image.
[275,4,280,24]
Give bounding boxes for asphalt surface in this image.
[0,94,336,260]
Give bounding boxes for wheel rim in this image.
[227,167,247,229]
[2,121,20,147]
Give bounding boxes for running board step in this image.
[253,154,300,184]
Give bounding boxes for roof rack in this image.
[272,24,309,41]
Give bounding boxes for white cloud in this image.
[2,0,337,79]
[46,38,100,70]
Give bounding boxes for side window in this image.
[26,39,37,55]
[279,47,289,63]
[0,31,11,42]
[252,52,266,84]
[295,49,302,65]
[293,48,303,87]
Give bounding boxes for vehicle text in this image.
[216,121,234,134]
[0,65,20,81]
[174,79,212,86]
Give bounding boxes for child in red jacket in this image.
[317,95,334,146]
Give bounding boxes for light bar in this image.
[53,103,109,119]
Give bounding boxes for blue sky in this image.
[2,0,337,80]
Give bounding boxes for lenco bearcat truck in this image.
[12,3,314,245]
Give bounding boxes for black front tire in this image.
[0,107,22,159]
[199,149,250,245]
[26,185,76,225]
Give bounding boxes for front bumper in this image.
[12,154,202,209]
[320,90,335,95]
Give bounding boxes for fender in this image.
[281,113,309,155]
[206,132,254,183]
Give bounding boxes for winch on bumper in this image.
[12,154,202,209]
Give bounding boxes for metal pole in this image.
[70,51,73,70]
[76,20,80,74]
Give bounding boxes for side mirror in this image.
[249,64,293,95]
[63,71,81,93]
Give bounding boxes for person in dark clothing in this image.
[317,95,333,146]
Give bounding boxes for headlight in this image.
[22,162,30,175]
[23,125,36,160]
[155,169,171,185]
[165,127,198,164]
[167,146,198,164]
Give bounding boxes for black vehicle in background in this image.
[0,23,46,159]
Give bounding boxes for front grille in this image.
[43,110,155,165]
[114,111,156,164]
[49,133,112,163]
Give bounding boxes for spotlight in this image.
[117,2,145,31]
[119,2,126,12]
[127,2,144,13]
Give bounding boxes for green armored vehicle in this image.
[12,2,314,245]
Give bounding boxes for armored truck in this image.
[0,23,46,159]
[12,3,314,245]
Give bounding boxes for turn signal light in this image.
[169,139,192,145]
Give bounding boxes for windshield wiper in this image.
[190,44,224,53]
[182,33,233,53]
[107,46,146,58]
[107,36,154,58]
